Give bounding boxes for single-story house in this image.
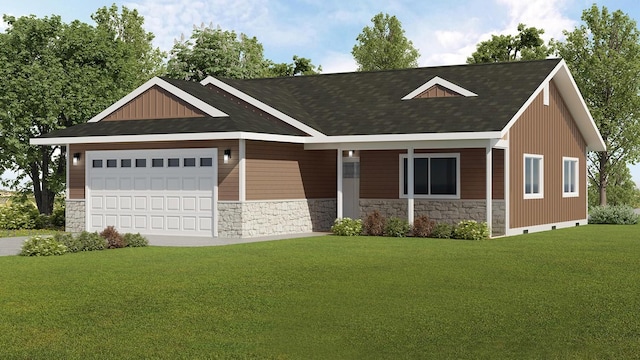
[31,58,605,238]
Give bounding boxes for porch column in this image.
[407,147,414,225]
[337,148,343,219]
[486,143,493,235]
[239,139,246,202]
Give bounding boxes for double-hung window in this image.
[400,153,460,198]
[524,154,543,199]
[563,157,579,197]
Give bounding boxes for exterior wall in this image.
[245,140,336,200]
[65,200,85,233]
[509,80,587,229]
[416,85,460,98]
[103,86,205,121]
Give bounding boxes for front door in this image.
[342,157,360,219]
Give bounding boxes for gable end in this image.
[415,84,463,98]
[402,76,477,100]
[103,85,206,121]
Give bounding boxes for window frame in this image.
[562,156,579,198]
[399,153,461,199]
[523,153,544,199]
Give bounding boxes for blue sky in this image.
[2,0,640,184]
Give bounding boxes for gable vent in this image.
[402,76,477,100]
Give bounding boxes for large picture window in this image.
[400,153,459,198]
[563,157,579,197]
[524,154,543,199]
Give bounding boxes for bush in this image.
[331,218,363,236]
[384,217,411,237]
[589,205,639,225]
[57,231,106,253]
[124,233,149,247]
[431,223,454,239]
[453,220,489,240]
[100,226,126,248]
[363,210,385,236]
[412,215,435,237]
[0,200,39,230]
[20,236,67,256]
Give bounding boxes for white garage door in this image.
[86,148,218,237]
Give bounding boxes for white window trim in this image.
[399,153,461,199]
[523,153,544,199]
[562,156,579,198]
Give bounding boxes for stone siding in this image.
[65,200,85,233]
[217,202,243,238]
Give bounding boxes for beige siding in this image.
[103,86,205,121]
[509,80,587,228]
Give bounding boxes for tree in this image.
[0,6,164,214]
[351,13,420,71]
[555,5,640,205]
[467,23,552,63]
[588,164,640,208]
[166,24,320,81]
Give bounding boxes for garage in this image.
[86,148,218,237]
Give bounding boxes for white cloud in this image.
[318,51,357,74]
[496,0,575,41]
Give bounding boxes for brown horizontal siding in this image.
[245,141,336,200]
[68,140,238,200]
[103,86,205,121]
[509,80,587,229]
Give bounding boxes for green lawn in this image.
[1,225,639,359]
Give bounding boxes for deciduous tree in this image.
[467,23,552,63]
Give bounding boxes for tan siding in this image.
[509,80,587,229]
[103,86,205,121]
[68,140,239,200]
[416,85,461,98]
[245,141,336,200]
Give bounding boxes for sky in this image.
[2,0,640,184]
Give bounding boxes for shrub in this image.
[431,223,454,239]
[0,200,39,230]
[384,217,411,237]
[363,210,385,236]
[331,218,363,236]
[589,205,639,225]
[453,220,489,240]
[100,226,126,249]
[124,233,149,247]
[412,215,435,237]
[57,231,105,252]
[20,236,67,256]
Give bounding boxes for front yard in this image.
[0,224,638,359]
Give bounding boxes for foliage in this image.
[412,215,435,237]
[56,231,106,252]
[430,222,454,239]
[588,164,640,207]
[384,217,411,237]
[555,5,640,205]
[589,205,639,224]
[0,6,164,214]
[19,235,67,256]
[363,210,386,236]
[123,233,149,247]
[452,220,490,240]
[266,55,322,77]
[352,12,420,71]
[0,198,39,230]
[467,23,552,63]
[100,226,126,249]
[331,218,363,236]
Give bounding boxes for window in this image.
[400,153,459,198]
[524,154,543,199]
[184,158,196,167]
[92,159,103,168]
[152,158,164,167]
[135,159,146,168]
[168,158,180,167]
[563,157,579,197]
[121,159,131,168]
[200,157,213,167]
[106,159,117,168]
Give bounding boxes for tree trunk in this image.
[31,148,56,215]
[599,155,608,206]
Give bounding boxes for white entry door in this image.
[86,148,218,237]
[342,157,360,219]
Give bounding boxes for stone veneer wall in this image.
[360,199,506,236]
[65,200,85,233]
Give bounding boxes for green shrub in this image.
[412,215,435,237]
[0,200,39,230]
[51,200,66,228]
[384,217,411,237]
[431,223,454,239]
[589,205,639,225]
[57,231,105,252]
[453,220,489,240]
[100,226,126,249]
[124,233,149,247]
[363,210,385,236]
[331,218,363,236]
[20,236,67,256]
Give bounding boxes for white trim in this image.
[407,147,414,224]
[239,139,246,202]
[543,81,550,106]
[200,76,326,138]
[506,219,587,236]
[504,143,511,237]
[486,144,492,233]
[523,153,544,199]
[337,149,343,219]
[399,153,461,199]
[402,76,478,99]
[562,156,579,198]
[65,145,70,200]
[88,77,227,122]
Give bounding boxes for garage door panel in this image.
[91,215,103,228]
[199,178,213,191]
[105,214,117,226]
[105,178,118,191]
[134,177,147,191]
[167,197,180,211]
[167,177,180,190]
[134,216,147,229]
[119,178,132,191]
[199,218,212,231]
[150,216,164,230]
[167,216,180,230]
[120,196,132,210]
[91,178,104,190]
[183,217,197,231]
[120,215,132,229]
[134,197,147,210]
[183,177,197,191]
[150,197,164,211]
[91,196,103,209]
[183,197,196,211]
[105,196,117,210]
[151,177,164,190]
[199,197,212,211]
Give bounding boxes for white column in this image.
[239,139,246,202]
[504,144,510,235]
[486,143,493,235]
[407,147,414,225]
[337,149,343,219]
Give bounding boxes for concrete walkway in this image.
[0,232,329,256]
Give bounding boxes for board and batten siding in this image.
[103,86,205,121]
[509,80,587,229]
[68,140,239,201]
[245,141,336,200]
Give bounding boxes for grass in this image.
[1,225,639,359]
[0,229,61,238]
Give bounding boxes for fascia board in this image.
[402,76,478,99]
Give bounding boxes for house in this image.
[31,58,605,238]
